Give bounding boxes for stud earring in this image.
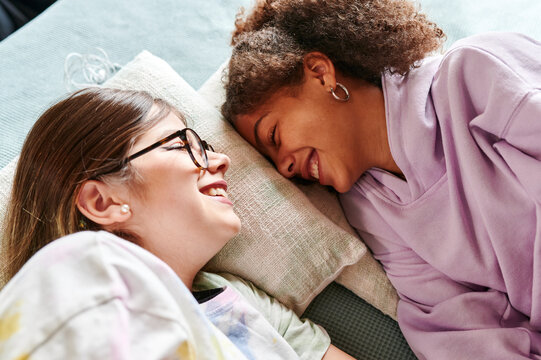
[120,204,130,214]
[78,218,88,230]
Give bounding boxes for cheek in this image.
[138,170,199,213]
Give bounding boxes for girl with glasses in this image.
[0,87,353,359]
[221,0,541,358]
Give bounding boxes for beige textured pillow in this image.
[199,62,399,318]
[102,51,373,315]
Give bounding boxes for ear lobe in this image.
[77,180,130,226]
[303,52,336,89]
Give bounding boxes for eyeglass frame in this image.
[90,128,214,179]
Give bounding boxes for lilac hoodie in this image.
[340,32,541,359]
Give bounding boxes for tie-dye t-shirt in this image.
[194,272,330,360]
[0,231,329,359]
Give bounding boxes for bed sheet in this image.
[2,0,541,169]
[0,0,251,169]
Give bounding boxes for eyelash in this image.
[268,125,277,146]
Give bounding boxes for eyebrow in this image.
[135,130,181,153]
[157,129,181,140]
[253,113,267,149]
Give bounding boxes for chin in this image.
[332,181,350,193]
[222,213,242,239]
[214,223,241,255]
[230,216,242,236]
[330,172,359,193]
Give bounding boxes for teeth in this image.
[216,188,227,197]
[310,159,319,179]
[204,187,228,198]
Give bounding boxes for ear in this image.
[303,52,337,91]
[76,180,131,226]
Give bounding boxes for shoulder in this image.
[0,231,197,358]
[438,32,541,87]
[0,230,188,315]
[446,32,539,55]
[430,32,541,126]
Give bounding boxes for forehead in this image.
[233,91,293,148]
[235,111,264,149]
[135,110,186,148]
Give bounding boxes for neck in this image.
[179,272,197,291]
[343,77,402,177]
[139,237,204,292]
[172,257,207,291]
[123,220,222,293]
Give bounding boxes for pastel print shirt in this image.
[0,231,330,360]
[194,272,330,360]
[0,231,326,359]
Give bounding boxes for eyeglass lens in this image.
[185,129,208,169]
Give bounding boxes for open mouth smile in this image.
[199,181,233,205]
[304,149,320,181]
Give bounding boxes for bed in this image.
[1,0,540,358]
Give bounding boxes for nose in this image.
[206,151,231,174]
[276,152,295,178]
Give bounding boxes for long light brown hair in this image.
[222,0,445,121]
[1,87,182,282]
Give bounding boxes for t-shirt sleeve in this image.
[194,272,331,360]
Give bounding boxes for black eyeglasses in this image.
[91,128,214,179]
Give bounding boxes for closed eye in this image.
[267,125,277,146]
[163,141,188,151]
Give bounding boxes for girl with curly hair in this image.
[221,0,541,358]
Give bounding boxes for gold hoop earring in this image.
[330,82,350,102]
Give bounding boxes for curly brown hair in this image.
[222,0,445,122]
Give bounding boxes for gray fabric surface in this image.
[0,0,250,169]
[303,282,417,360]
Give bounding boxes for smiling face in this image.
[235,82,367,193]
[121,109,241,279]
[230,51,397,194]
